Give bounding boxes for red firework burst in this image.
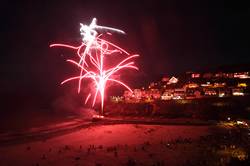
[50,18,139,114]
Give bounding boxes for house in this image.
[110,96,124,103]
[234,72,250,79]
[204,89,217,96]
[133,89,142,100]
[173,88,185,99]
[161,89,174,100]
[185,83,199,89]
[123,90,134,102]
[232,88,244,96]
[186,89,202,99]
[167,76,178,84]
[148,89,161,100]
[191,73,200,78]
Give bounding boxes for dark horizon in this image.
[1,0,250,101]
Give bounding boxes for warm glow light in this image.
[219,92,225,98]
[187,83,199,88]
[232,92,244,96]
[50,18,139,114]
[238,83,247,87]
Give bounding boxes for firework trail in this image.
[50,18,139,114]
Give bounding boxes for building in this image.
[191,73,200,78]
[234,72,250,79]
[204,89,217,96]
[167,76,178,84]
[173,88,185,99]
[161,89,174,100]
[203,73,213,79]
[232,88,244,96]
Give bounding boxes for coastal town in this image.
[111,70,250,103]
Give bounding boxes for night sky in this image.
[1,0,250,103]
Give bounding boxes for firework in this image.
[50,18,139,114]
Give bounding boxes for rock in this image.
[75,156,80,160]
[127,158,136,166]
[41,154,46,160]
[114,151,118,157]
[64,145,70,150]
[148,153,154,158]
[98,145,103,149]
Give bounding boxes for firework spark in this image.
[50,18,139,114]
